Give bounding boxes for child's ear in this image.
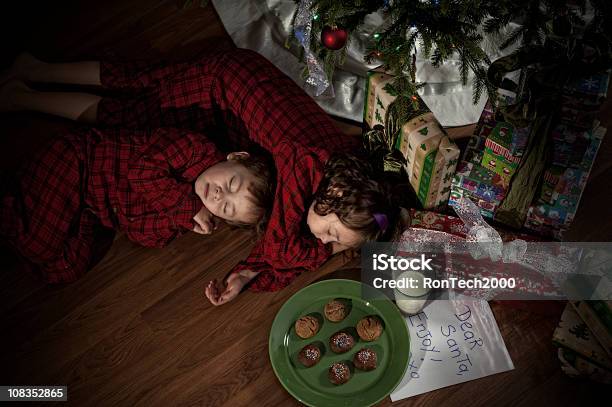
[227,151,250,161]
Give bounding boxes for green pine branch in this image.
[285,0,610,105]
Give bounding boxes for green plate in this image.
[269,279,410,407]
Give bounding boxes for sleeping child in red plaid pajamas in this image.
[1,49,396,303]
[0,99,275,283]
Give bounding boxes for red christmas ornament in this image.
[321,26,348,50]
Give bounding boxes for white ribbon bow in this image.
[453,197,527,263]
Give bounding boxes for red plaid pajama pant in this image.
[97,48,359,154]
[1,130,115,283]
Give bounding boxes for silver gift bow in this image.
[452,197,579,283]
[294,0,333,97]
[453,197,523,263]
[398,197,582,300]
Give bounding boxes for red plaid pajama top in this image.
[96,48,361,291]
[1,127,224,283]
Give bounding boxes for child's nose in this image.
[214,186,223,201]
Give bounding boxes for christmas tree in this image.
[289,0,610,107]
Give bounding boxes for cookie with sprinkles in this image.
[298,344,321,367]
[329,331,355,353]
[328,362,351,385]
[353,348,378,371]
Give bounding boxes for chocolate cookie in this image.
[356,316,383,341]
[328,362,351,385]
[294,315,320,339]
[298,344,321,367]
[324,299,348,322]
[353,348,377,371]
[329,332,355,353]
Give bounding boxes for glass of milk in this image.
[393,270,431,315]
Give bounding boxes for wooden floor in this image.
[1,1,610,406]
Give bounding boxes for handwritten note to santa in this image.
[390,296,514,401]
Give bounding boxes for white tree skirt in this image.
[211,0,520,127]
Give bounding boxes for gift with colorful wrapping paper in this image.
[523,125,606,239]
[562,69,611,105]
[402,203,565,301]
[448,40,610,236]
[452,160,506,202]
[481,148,520,186]
[448,187,497,220]
[449,150,506,219]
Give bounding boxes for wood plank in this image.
[1,0,610,405]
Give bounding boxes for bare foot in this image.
[0,69,13,87]
[0,79,32,112]
[15,52,47,81]
[2,52,47,84]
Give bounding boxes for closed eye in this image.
[223,202,228,214]
[233,176,242,193]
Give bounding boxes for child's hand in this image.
[193,206,217,234]
[205,270,259,306]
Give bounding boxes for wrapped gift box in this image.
[553,303,612,371]
[448,187,497,219]
[450,150,507,219]
[563,70,611,105]
[537,166,565,205]
[363,69,396,130]
[404,208,562,300]
[481,147,520,185]
[571,300,612,358]
[399,112,460,209]
[450,66,609,239]
[471,102,529,159]
[551,124,591,167]
[485,121,529,158]
[363,67,461,209]
[480,121,523,184]
[452,161,506,202]
[558,70,610,128]
[559,104,600,129]
[558,347,612,384]
[524,125,606,239]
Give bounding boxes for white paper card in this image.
[390,296,514,401]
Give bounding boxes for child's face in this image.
[306,203,363,248]
[194,153,259,224]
